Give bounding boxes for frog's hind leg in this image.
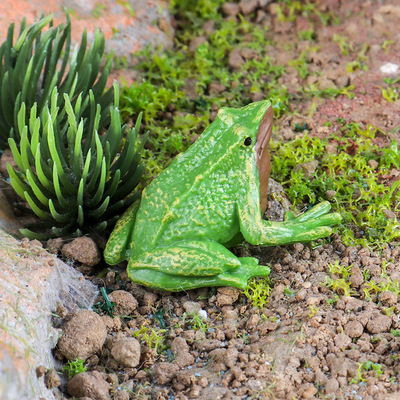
[130,259,270,292]
[127,240,270,291]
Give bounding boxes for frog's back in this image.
[133,126,250,250]
[132,101,270,253]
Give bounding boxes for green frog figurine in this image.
[104,101,341,291]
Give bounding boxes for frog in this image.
[104,100,342,291]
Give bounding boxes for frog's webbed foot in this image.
[127,240,270,291]
[255,201,342,246]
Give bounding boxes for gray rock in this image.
[0,228,97,400]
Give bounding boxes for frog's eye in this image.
[244,137,252,146]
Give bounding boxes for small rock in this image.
[111,337,141,368]
[334,333,351,349]
[325,378,339,394]
[67,371,110,400]
[0,149,15,177]
[36,365,46,378]
[171,337,195,368]
[325,190,337,200]
[61,237,101,266]
[293,243,304,252]
[222,2,240,16]
[349,267,364,287]
[216,287,240,306]
[302,385,317,399]
[344,320,364,338]
[208,81,226,95]
[380,290,398,306]
[58,310,107,360]
[114,390,130,400]
[240,47,258,60]
[366,314,392,334]
[228,48,245,69]
[336,75,350,87]
[44,369,61,389]
[380,62,399,74]
[294,160,319,179]
[46,238,64,254]
[183,301,202,315]
[189,36,207,53]
[239,0,259,15]
[246,314,260,331]
[368,159,379,169]
[153,362,179,385]
[223,346,238,369]
[107,290,138,316]
[383,209,396,219]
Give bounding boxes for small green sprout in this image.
[381,86,399,102]
[183,312,209,334]
[350,361,383,384]
[242,276,272,308]
[93,287,115,317]
[391,329,400,337]
[284,286,295,297]
[308,305,319,318]
[324,261,355,297]
[133,326,166,355]
[62,359,87,379]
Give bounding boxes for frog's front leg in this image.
[104,200,141,265]
[127,240,270,291]
[240,201,342,246]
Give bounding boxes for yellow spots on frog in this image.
[252,102,269,124]
[217,108,235,126]
[233,125,246,138]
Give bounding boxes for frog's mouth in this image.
[256,105,273,215]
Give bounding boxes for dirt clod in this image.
[67,371,110,400]
[57,310,107,360]
[110,337,141,368]
[61,237,101,266]
[44,369,61,389]
[366,314,392,334]
[107,290,138,316]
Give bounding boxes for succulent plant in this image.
[7,84,147,239]
[0,14,113,149]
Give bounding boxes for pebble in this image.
[344,320,364,338]
[221,2,240,16]
[216,287,240,306]
[153,362,179,385]
[366,314,392,334]
[111,337,141,368]
[107,290,138,316]
[325,378,339,394]
[228,48,245,69]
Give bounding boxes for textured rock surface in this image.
[0,227,97,400]
[0,0,174,62]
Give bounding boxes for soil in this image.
[2,1,400,399]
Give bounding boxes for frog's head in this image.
[217,100,273,214]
